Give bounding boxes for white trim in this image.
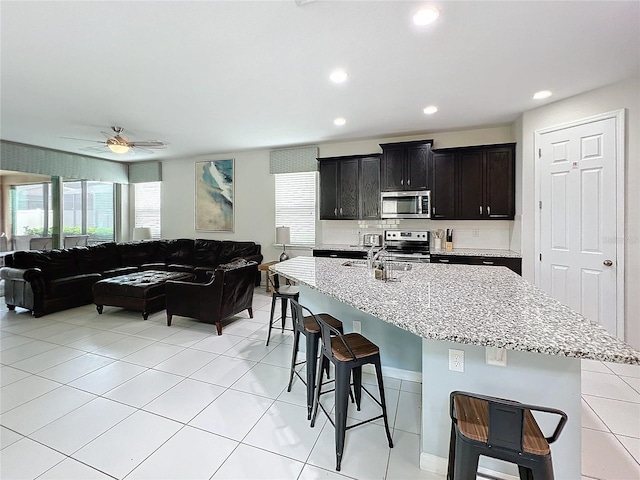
[361,363,422,383]
[534,109,625,341]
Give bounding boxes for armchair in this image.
[165,259,258,335]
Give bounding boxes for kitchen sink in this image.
[341,260,368,267]
[341,260,412,271]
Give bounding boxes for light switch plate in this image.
[353,320,361,334]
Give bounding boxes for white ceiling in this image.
[1,1,639,163]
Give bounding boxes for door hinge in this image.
[538,148,542,158]
[539,200,542,209]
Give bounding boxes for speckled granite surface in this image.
[430,248,522,258]
[271,257,639,365]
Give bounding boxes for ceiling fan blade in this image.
[62,136,107,144]
[78,145,110,153]
[131,146,156,154]
[130,141,166,148]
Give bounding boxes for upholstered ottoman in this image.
[93,270,196,320]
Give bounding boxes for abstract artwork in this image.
[195,159,234,231]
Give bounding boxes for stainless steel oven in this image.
[384,230,431,263]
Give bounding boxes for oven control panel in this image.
[385,230,430,241]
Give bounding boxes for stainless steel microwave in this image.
[380,190,431,219]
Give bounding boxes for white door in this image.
[537,116,619,337]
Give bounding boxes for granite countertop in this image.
[430,248,522,258]
[271,257,639,365]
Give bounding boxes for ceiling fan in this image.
[64,126,167,155]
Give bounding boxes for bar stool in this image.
[310,313,393,471]
[265,271,299,346]
[448,390,568,480]
[287,299,345,420]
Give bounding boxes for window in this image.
[134,182,161,239]
[11,183,52,237]
[63,180,114,243]
[275,172,317,245]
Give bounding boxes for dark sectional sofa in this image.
[0,238,263,318]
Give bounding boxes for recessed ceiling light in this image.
[413,7,439,26]
[533,90,552,100]
[334,117,346,126]
[329,69,348,84]
[423,105,438,115]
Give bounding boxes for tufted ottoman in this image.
[93,270,196,320]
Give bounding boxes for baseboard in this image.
[360,363,422,383]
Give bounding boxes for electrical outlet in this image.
[353,320,361,334]
[449,348,464,372]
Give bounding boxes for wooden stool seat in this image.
[303,313,342,334]
[330,333,379,361]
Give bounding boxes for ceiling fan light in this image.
[108,143,130,154]
[413,7,439,26]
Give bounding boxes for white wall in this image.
[160,125,517,263]
[519,76,640,349]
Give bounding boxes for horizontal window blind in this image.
[134,182,161,239]
[275,172,317,246]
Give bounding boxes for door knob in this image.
[603,259,613,266]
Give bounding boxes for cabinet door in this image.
[431,152,456,219]
[319,160,339,219]
[485,147,515,219]
[360,156,380,219]
[406,145,430,190]
[458,151,484,219]
[381,147,405,191]
[338,159,359,219]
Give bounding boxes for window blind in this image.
[134,182,161,239]
[275,172,317,246]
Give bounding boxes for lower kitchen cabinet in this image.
[430,254,522,275]
[313,249,368,259]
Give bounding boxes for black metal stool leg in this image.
[266,295,277,346]
[352,366,363,411]
[280,297,288,331]
[374,356,393,448]
[334,363,351,472]
[310,355,328,428]
[287,329,301,392]
[305,331,320,420]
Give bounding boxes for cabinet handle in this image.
[340,207,343,215]
[334,208,338,216]
[407,179,411,186]
[487,205,491,215]
[401,179,404,186]
[479,206,483,215]
[439,259,450,263]
[482,261,494,265]
[329,254,338,258]
[432,207,436,215]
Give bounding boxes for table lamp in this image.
[133,227,152,241]
[276,226,290,261]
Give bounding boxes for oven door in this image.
[386,252,431,263]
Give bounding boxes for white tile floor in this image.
[0,288,638,480]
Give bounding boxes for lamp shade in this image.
[275,226,290,245]
[133,227,152,241]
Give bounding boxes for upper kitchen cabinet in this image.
[318,154,380,220]
[380,140,433,191]
[431,143,515,220]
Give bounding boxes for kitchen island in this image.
[271,256,639,479]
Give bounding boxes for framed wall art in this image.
[195,159,234,232]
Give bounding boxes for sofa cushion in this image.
[219,241,259,264]
[49,273,101,297]
[158,239,194,264]
[217,258,252,271]
[117,241,159,267]
[12,249,77,282]
[191,239,222,266]
[75,243,120,274]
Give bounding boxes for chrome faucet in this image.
[367,245,386,269]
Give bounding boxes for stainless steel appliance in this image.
[380,190,431,219]
[384,230,431,263]
[362,233,383,247]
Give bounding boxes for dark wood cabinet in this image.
[431,152,456,219]
[319,154,380,220]
[430,254,521,275]
[431,143,515,220]
[380,140,432,191]
[360,156,381,219]
[313,249,367,259]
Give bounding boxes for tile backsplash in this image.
[320,219,518,251]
